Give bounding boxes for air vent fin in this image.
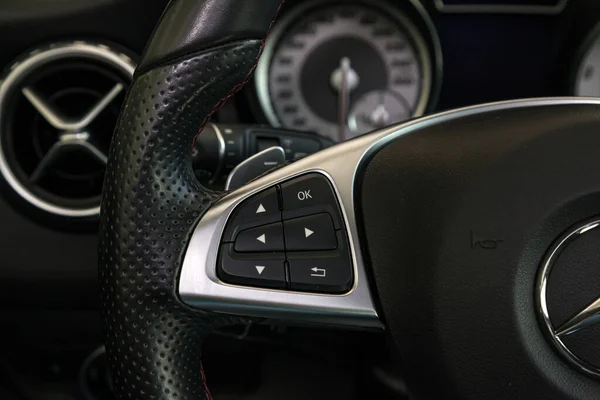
[0,42,136,218]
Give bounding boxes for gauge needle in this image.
[338,58,351,141]
[331,58,359,141]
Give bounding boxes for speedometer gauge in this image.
[255,1,440,141]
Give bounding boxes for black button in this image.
[218,245,286,289]
[234,222,285,252]
[280,174,344,229]
[287,232,353,294]
[284,213,337,251]
[223,187,281,241]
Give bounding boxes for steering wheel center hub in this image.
[539,219,600,378]
[359,102,600,399]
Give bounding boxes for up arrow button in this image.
[222,187,280,242]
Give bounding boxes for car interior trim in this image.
[0,42,136,217]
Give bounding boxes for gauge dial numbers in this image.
[255,1,441,141]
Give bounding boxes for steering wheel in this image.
[99,0,600,398]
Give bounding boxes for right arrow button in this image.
[283,213,337,251]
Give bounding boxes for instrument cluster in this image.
[250,0,600,142]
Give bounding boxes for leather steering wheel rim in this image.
[99,1,284,398]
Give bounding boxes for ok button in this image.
[297,190,313,201]
[280,173,344,229]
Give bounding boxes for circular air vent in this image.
[0,42,136,218]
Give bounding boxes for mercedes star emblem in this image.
[538,219,600,378]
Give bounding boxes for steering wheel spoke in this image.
[179,134,382,328]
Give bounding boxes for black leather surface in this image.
[138,0,284,76]
[99,1,284,398]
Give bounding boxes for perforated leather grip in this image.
[99,1,283,398]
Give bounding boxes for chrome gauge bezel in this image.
[255,0,442,139]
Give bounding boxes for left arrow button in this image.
[234,222,284,252]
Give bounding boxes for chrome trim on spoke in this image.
[179,97,600,328]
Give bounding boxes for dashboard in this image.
[2,0,600,397]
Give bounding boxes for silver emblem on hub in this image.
[538,219,600,378]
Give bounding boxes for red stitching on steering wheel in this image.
[200,361,212,400]
[192,0,286,149]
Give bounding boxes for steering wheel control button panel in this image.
[284,213,337,251]
[218,246,286,289]
[217,173,353,294]
[281,173,344,229]
[223,186,281,241]
[288,232,353,293]
[234,222,285,252]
